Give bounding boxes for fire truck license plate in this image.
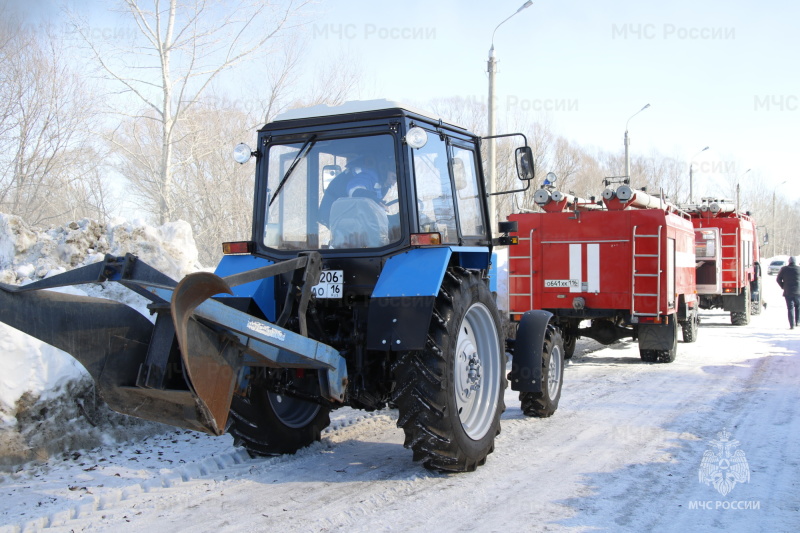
[545,279,580,288]
[311,270,343,298]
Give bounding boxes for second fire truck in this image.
[684,198,762,325]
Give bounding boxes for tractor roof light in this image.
[404,127,428,149]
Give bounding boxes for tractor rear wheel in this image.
[228,369,331,457]
[392,268,506,472]
[520,325,564,417]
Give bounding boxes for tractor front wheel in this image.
[392,268,506,472]
[228,369,331,457]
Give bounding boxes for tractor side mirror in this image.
[515,146,534,181]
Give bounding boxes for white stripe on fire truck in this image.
[587,243,600,293]
[569,244,581,293]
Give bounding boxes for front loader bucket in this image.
[0,286,248,435]
[0,289,154,418]
[0,253,348,437]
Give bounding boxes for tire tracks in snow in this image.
[0,410,397,532]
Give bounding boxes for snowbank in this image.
[0,214,202,468]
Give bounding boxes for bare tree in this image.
[74,0,312,224]
[0,21,112,226]
[170,98,254,265]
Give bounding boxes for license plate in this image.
[311,270,343,299]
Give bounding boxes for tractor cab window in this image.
[413,135,458,243]
[451,145,484,237]
[264,134,400,250]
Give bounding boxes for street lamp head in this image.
[492,1,534,47]
[626,103,651,131]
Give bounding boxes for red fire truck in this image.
[684,198,762,325]
[507,180,699,363]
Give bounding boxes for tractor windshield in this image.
[264,134,400,250]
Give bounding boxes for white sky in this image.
[17,0,800,202]
[300,0,799,200]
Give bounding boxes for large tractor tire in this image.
[392,268,506,472]
[681,306,699,343]
[520,325,565,417]
[731,285,751,326]
[228,369,331,457]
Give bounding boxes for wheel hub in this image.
[456,347,482,402]
[453,302,501,441]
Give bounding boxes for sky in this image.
[298,0,799,201]
[11,0,799,203]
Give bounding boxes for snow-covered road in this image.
[1,279,798,533]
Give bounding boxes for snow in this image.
[0,215,202,457]
[0,217,798,532]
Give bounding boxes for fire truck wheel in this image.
[731,285,751,326]
[639,317,677,363]
[392,268,506,472]
[228,369,331,457]
[681,308,699,343]
[563,331,577,359]
[750,279,762,316]
[519,325,564,417]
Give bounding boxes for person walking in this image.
[776,256,800,329]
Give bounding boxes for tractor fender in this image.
[366,247,451,351]
[366,247,491,351]
[508,309,552,393]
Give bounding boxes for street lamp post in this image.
[688,146,709,204]
[772,180,787,257]
[487,1,532,234]
[735,168,751,214]
[624,103,650,183]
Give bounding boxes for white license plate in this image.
[311,270,343,299]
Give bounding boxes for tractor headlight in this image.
[233,143,252,164]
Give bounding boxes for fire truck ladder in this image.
[631,225,662,317]
[508,228,535,312]
[720,227,740,295]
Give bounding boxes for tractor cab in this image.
[235,101,494,258]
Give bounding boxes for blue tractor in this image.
[0,101,564,472]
